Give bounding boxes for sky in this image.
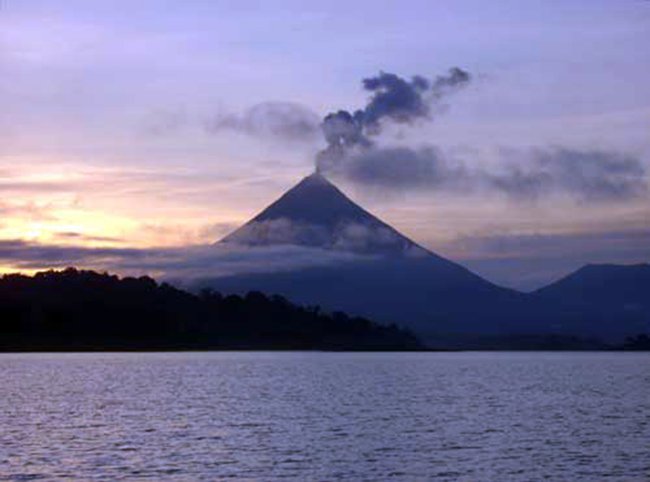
[1,0,649,290]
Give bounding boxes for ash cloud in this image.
[313,68,646,202]
[338,146,468,190]
[316,68,471,173]
[205,102,320,142]
[329,146,648,202]
[490,148,648,201]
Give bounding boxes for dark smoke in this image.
[489,148,648,201]
[431,67,472,99]
[340,146,469,190]
[331,146,648,202]
[361,72,432,129]
[313,68,646,202]
[316,68,471,173]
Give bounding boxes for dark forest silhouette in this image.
[0,268,422,351]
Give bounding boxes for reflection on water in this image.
[1,352,649,481]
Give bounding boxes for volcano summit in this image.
[222,172,426,256]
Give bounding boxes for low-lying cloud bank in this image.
[2,227,648,292]
[223,218,428,256]
[0,239,372,282]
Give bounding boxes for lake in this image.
[1,352,649,481]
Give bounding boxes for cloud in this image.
[312,70,646,204]
[360,72,432,129]
[199,222,241,241]
[490,148,648,201]
[328,146,648,202]
[0,239,372,281]
[452,229,650,259]
[448,229,650,291]
[223,218,427,256]
[52,231,124,243]
[316,68,472,173]
[0,179,82,194]
[334,146,468,190]
[4,228,647,292]
[204,102,321,142]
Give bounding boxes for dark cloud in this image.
[205,102,320,141]
[313,69,646,203]
[361,72,432,129]
[0,239,144,270]
[431,67,472,98]
[490,148,648,201]
[335,146,467,190]
[328,146,648,202]
[316,68,472,173]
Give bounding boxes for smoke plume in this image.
[335,146,647,202]
[206,102,320,142]
[316,68,471,173]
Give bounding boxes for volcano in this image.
[194,172,649,346]
[222,172,427,256]
[202,172,537,344]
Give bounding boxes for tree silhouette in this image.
[0,268,422,351]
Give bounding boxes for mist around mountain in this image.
[0,268,422,351]
[223,172,428,256]
[199,173,650,347]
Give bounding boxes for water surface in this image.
[1,352,649,480]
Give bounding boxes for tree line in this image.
[0,268,422,351]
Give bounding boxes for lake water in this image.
[1,352,649,481]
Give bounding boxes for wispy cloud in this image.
[204,102,320,142]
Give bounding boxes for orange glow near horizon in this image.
[0,161,250,251]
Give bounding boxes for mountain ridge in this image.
[534,262,650,308]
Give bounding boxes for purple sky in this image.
[1,0,649,289]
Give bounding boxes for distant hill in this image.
[534,263,650,308]
[0,268,422,351]
[530,264,650,339]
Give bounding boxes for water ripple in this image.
[1,352,649,481]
